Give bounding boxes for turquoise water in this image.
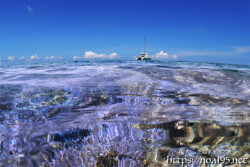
[0,60,249,166]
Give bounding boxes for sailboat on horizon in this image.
[136,36,151,60]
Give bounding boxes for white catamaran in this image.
[136,36,151,60]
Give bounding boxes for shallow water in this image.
[0,60,249,166]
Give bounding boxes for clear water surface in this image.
[0,60,249,166]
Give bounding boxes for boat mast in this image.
[144,35,146,54]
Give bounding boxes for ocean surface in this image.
[0,60,249,167]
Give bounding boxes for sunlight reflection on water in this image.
[0,61,249,166]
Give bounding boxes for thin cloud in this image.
[158,46,250,58]
[234,46,250,54]
[30,54,40,60]
[8,56,14,61]
[172,55,178,59]
[199,29,208,32]
[19,56,25,60]
[177,50,235,57]
[45,56,54,60]
[84,51,119,59]
[45,56,63,60]
[73,56,81,60]
[108,53,118,58]
[27,6,33,12]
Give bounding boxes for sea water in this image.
[0,60,249,166]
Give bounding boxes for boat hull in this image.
[142,57,151,60]
[136,57,151,60]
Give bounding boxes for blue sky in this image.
[0,0,250,64]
